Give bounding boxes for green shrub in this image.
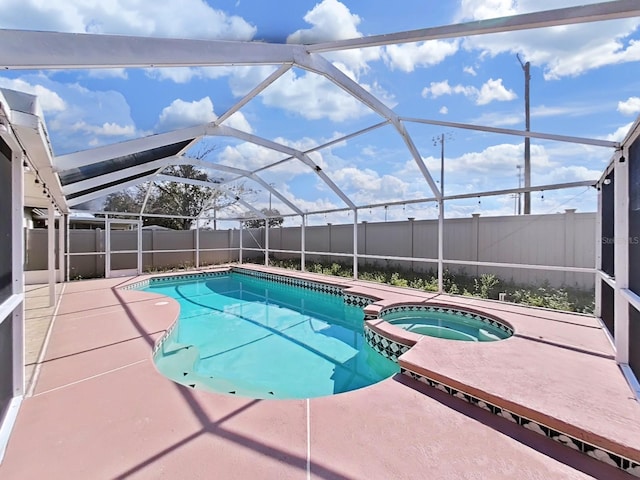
[264,257,594,314]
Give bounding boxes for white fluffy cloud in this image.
[476,78,517,105]
[287,0,381,74]
[423,143,552,176]
[157,97,216,132]
[0,0,256,40]
[457,0,640,79]
[155,96,253,134]
[224,112,253,134]
[618,97,640,116]
[145,66,236,84]
[421,78,516,105]
[2,76,141,153]
[384,40,459,72]
[0,77,66,112]
[69,121,136,137]
[260,69,374,122]
[605,122,634,142]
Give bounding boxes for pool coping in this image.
[117,264,640,477]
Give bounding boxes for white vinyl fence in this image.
[25,211,595,287]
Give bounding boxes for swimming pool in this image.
[145,272,398,399]
[381,306,513,342]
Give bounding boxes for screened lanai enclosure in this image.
[1,0,640,465]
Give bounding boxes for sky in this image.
[1,0,640,227]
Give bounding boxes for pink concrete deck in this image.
[1,267,637,479]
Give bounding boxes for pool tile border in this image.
[152,318,178,356]
[380,304,514,336]
[233,267,344,296]
[400,368,640,477]
[364,325,411,361]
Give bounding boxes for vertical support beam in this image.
[353,209,358,279]
[301,215,306,272]
[11,150,24,296]
[438,137,445,293]
[614,150,630,363]
[65,214,70,282]
[438,201,444,293]
[12,149,24,397]
[195,222,200,268]
[57,214,65,282]
[136,219,142,274]
[47,206,56,307]
[265,224,269,266]
[239,221,243,264]
[595,187,602,318]
[105,216,111,278]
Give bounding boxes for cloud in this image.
[223,112,253,134]
[457,0,640,79]
[288,0,361,44]
[439,106,449,114]
[535,165,601,184]
[464,66,477,76]
[476,78,517,105]
[618,96,640,116]
[421,78,516,105]
[384,40,459,72]
[155,95,254,135]
[145,66,235,84]
[422,143,553,177]
[156,97,216,132]
[260,69,375,122]
[0,0,256,41]
[287,0,381,74]
[0,77,66,112]
[605,122,634,142]
[1,76,141,153]
[69,121,136,137]
[226,64,392,123]
[86,68,128,79]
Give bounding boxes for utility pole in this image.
[516,164,523,215]
[518,54,531,214]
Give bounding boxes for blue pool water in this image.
[383,310,511,342]
[145,273,398,399]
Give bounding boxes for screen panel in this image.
[0,138,13,304]
[630,306,640,378]
[601,171,615,277]
[0,313,14,424]
[601,281,614,338]
[629,136,640,294]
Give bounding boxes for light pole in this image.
[518,54,531,214]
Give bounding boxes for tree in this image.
[102,158,254,229]
[244,208,284,228]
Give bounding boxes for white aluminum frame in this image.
[0,129,26,462]
[105,218,141,278]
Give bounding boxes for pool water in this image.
[145,273,398,399]
[384,310,511,342]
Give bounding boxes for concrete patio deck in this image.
[1,266,637,479]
